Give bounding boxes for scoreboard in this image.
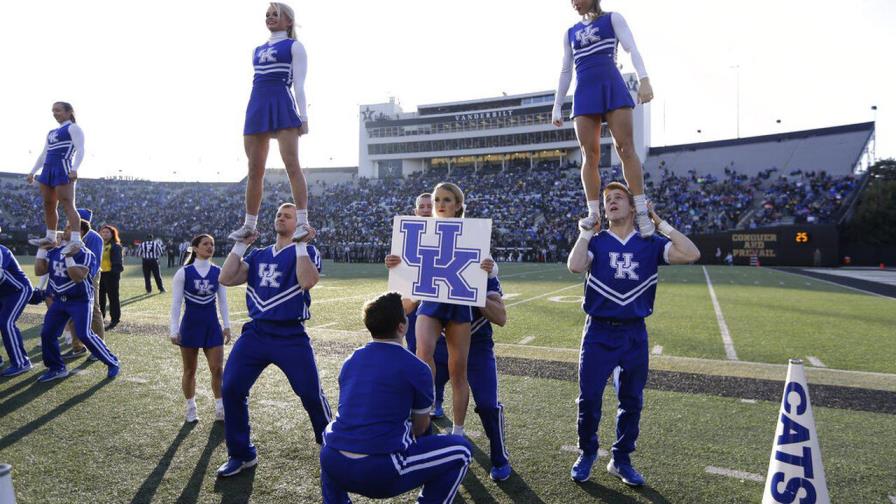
[692,225,839,267]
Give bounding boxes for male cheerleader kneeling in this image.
[320,292,471,504]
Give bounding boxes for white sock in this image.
[46,229,56,240]
[215,398,223,410]
[586,200,601,216]
[244,213,258,229]
[186,397,196,408]
[296,209,308,226]
[633,194,648,214]
[451,425,465,436]
[70,231,81,243]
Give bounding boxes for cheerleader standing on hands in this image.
[169,234,231,423]
[230,2,312,243]
[27,102,86,254]
[552,0,656,236]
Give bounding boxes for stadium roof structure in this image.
[644,122,874,177]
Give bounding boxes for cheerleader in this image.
[414,182,494,438]
[551,0,656,236]
[169,234,231,423]
[27,102,86,254]
[0,225,34,377]
[229,2,312,244]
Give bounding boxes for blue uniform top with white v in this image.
[471,276,503,339]
[323,341,434,454]
[243,244,321,322]
[584,230,671,320]
[568,14,619,75]
[253,38,295,87]
[183,264,221,308]
[43,123,76,173]
[0,245,33,296]
[46,247,98,299]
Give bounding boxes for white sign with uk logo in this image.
[388,216,492,308]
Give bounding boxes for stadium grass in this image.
[1,259,895,502]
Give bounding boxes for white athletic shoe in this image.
[186,403,198,423]
[215,407,225,422]
[227,225,257,242]
[61,240,83,256]
[578,214,599,231]
[292,225,309,243]
[636,211,656,237]
[28,237,57,248]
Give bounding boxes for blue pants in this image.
[577,317,649,465]
[221,320,332,462]
[41,296,119,371]
[320,435,472,504]
[1,290,32,369]
[433,336,509,467]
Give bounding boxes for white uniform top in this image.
[552,12,648,122]
[29,120,85,175]
[169,259,231,338]
[265,30,309,122]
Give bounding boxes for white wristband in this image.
[488,261,499,279]
[579,230,595,241]
[295,243,309,257]
[658,221,675,236]
[36,249,48,259]
[65,257,76,267]
[230,242,248,257]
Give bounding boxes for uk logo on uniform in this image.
[400,220,479,303]
[257,47,278,63]
[576,25,600,47]
[53,260,67,277]
[194,279,213,296]
[48,131,59,143]
[609,252,640,280]
[258,264,283,288]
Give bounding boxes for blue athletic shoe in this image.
[216,457,258,477]
[37,368,69,383]
[431,402,445,419]
[607,460,645,486]
[489,462,512,482]
[107,364,121,379]
[1,363,33,377]
[570,453,597,482]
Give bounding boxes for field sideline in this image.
[1,259,895,503]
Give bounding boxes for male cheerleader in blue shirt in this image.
[216,203,332,477]
[34,226,121,382]
[567,182,700,486]
[320,291,472,503]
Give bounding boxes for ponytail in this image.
[270,2,297,39]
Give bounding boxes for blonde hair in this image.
[603,181,635,207]
[433,182,465,218]
[270,2,297,39]
[585,0,603,19]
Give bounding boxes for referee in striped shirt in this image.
[138,234,166,294]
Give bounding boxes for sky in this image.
[1,0,892,182]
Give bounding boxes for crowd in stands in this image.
[0,162,861,262]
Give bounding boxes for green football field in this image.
[1,259,894,503]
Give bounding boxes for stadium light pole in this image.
[730,65,741,139]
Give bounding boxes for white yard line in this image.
[561,446,608,457]
[519,336,535,345]
[740,399,758,404]
[704,466,764,482]
[499,267,561,279]
[308,322,338,330]
[505,283,581,308]
[702,267,739,361]
[806,356,827,368]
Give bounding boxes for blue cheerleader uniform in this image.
[568,13,636,117]
[35,121,83,187]
[171,261,228,349]
[244,33,306,135]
